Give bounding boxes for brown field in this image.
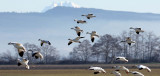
[0,64,160,76]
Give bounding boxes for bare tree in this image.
[69,40,92,63]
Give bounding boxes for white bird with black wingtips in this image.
[86,31,99,42]
[17,58,29,69]
[121,37,135,46]
[115,57,128,62]
[133,65,151,72]
[38,39,51,46]
[112,66,129,74]
[89,66,106,74]
[71,26,83,36]
[8,42,26,57]
[130,27,144,34]
[68,36,85,45]
[28,50,43,59]
[74,19,86,24]
[82,14,96,19]
[130,71,144,76]
[111,71,121,76]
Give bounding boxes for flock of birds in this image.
[68,14,98,45]
[7,13,150,76]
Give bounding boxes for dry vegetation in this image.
[0,64,160,76]
[0,69,159,76]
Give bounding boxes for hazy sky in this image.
[0,0,160,13]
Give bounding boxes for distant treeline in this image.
[1,30,160,64]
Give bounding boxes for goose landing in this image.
[86,31,99,42]
[68,36,85,45]
[38,39,51,46]
[71,26,83,36]
[17,58,29,69]
[8,42,26,57]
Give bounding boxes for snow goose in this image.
[8,42,26,57]
[121,37,135,46]
[74,19,86,24]
[71,26,83,36]
[133,65,151,72]
[116,57,128,62]
[130,71,144,76]
[89,66,106,74]
[130,27,144,34]
[68,36,85,45]
[112,66,129,74]
[86,31,99,42]
[82,14,96,19]
[38,39,51,46]
[111,71,121,76]
[17,58,29,69]
[28,50,43,59]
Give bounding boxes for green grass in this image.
[0,69,159,76]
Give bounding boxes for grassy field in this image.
[0,69,159,76]
[0,64,160,76]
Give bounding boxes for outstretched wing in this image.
[136,32,139,34]
[41,42,43,46]
[32,53,37,57]
[68,41,72,45]
[91,37,95,42]
[18,62,22,66]
[48,41,51,45]
[18,49,24,57]
[77,32,81,36]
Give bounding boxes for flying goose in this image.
[74,19,86,24]
[132,65,151,72]
[86,31,99,42]
[121,37,135,46]
[82,14,96,19]
[38,39,51,46]
[28,50,43,59]
[130,71,144,76]
[89,66,106,74]
[111,71,121,76]
[68,36,85,45]
[17,58,29,69]
[130,27,144,34]
[8,42,26,57]
[71,26,83,36]
[112,66,129,74]
[116,57,128,62]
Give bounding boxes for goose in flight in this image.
[111,71,121,76]
[28,50,43,59]
[86,31,99,42]
[132,65,151,72]
[121,37,135,46]
[8,42,26,57]
[68,36,85,45]
[89,66,106,74]
[130,71,144,76]
[112,66,129,74]
[17,58,29,69]
[82,14,96,19]
[38,39,51,46]
[71,26,83,36]
[130,27,144,34]
[116,57,128,62]
[74,19,86,24]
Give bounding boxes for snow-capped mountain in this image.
[42,1,80,12]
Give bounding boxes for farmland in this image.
[0,64,160,76]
